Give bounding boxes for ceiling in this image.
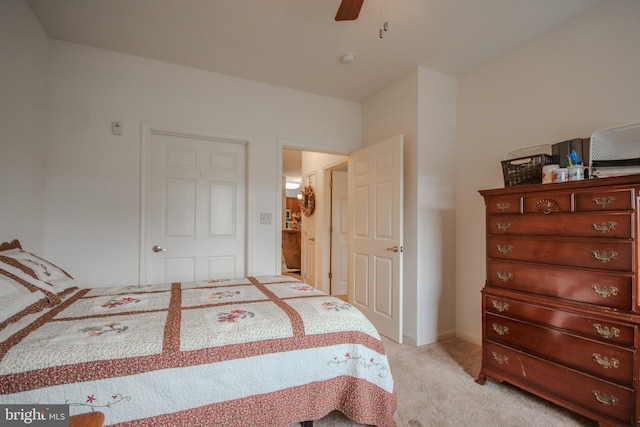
[26,0,602,103]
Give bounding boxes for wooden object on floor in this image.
[69,411,105,427]
[282,229,301,270]
[477,174,640,427]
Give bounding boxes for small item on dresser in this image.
[541,164,559,183]
[567,164,585,181]
[552,168,568,183]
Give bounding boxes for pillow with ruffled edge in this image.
[0,268,50,330]
[0,240,78,300]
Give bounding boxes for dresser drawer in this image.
[487,212,632,239]
[523,192,572,214]
[483,341,633,425]
[487,260,634,310]
[485,195,522,214]
[487,236,633,271]
[483,293,636,346]
[575,188,635,212]
[485,313,634,386]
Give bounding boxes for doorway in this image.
[281,148,348,297]
[282,149,303,281]
[280,136,404,343]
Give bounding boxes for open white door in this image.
[348,135,403,343]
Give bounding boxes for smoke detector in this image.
[341,52,356,64]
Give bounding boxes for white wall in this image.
[455,0,640,344]
[362,67,457,345]
[417,68,457,344]
[43,41,362,287]
[0,0,48,253]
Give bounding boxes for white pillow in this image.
[0,248,78,299]
[0,269,49,329]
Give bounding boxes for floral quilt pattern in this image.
[0,276,396,427]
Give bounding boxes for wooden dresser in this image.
[477,175,640,427]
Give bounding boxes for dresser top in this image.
[479,174,640,197]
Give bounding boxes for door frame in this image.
[139,122,250,285]
[322,160,349,295]
[276,141,350,294]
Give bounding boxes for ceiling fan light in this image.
[286,182,301,190]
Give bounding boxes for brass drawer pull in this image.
[591,250,617,263]
[496,202,511,211]
[592,390,618,406]
[591,221,618,233]
[491,300,509,312]
[491,323,509,335]
[497,244,513,254]
[592,284,619,298]
[593,324,620,339]
[535,198,562,215]
[592,196,615,208]
[491,352,509,364]
[496,222,512,231]
[592,353,619,369]
[496,272,513,282]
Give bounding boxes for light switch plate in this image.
[111,121,123,135]
[260,213,272,224]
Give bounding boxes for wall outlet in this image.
[259,213,272,224]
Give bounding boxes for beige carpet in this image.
[306,337,598,427]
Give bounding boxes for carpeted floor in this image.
[306,337,599,427]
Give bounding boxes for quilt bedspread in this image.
[0,275,397,426]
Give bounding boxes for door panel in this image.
[374,255,393,316]
[375,181,393,238]
[165,179,196,237]
[349,135,403,343]
[353,253,368,306]
[142,127,246,284]
[331,170,348,295]
[209,182,236,236]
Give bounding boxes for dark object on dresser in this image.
[477,174,640,427]
[501,154,554,187]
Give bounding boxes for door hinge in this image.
[328,272,332,279]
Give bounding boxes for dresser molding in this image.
[477,175,640,427]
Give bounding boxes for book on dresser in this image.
[477,174,640,427]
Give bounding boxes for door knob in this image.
[152,245,167,253]
[386,245,403,253]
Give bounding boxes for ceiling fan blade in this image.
[335,0,365,21]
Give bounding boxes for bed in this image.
[0,240,397,426]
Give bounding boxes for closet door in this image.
[141,125,246,284]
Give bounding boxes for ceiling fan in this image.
[335,0,365,21]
